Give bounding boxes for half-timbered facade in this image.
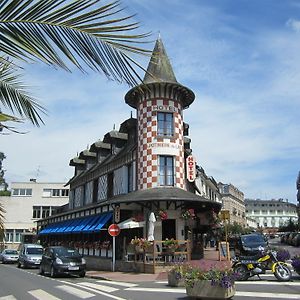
[37,38,222,269]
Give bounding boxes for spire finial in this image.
[143,37,177,84]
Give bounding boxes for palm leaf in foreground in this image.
[0,0,151,86]
[0,58,47,127]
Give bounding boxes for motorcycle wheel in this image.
[274,263,291,281]
[233,264,250,281]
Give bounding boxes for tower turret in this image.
[125,38,195,190]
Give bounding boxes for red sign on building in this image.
[186,155,196,182]
[108,224,121,237]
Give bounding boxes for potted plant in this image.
[163,238,179,252]
[157,209,168,220]
[168,263,191,287]
[181,208,196,220]
[292,255,300,275]
[276,249,290,262]
[184,266,236,299]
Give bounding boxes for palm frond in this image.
[0,58,47,126]
[0,0,151,86]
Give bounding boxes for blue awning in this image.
[39,212,113,235]
[93,212,113,231]
[83,212,112,233]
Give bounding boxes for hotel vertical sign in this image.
[186,155,196,182]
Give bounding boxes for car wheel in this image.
[2,258,5,264]
[17,261,21,268]
[39,265,44,275]
[50,266,57,278]
[79,271,85,278]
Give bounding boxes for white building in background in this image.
[245,198,298,229]
[0,179,69,249]
[218,183,246,226]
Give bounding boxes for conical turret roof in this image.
[125,37,195,109]
[143,38,177,84]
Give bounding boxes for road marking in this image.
[125,287,186,293]
[236,280,300,286]
[0,296,17,300]
[78,282,118,292]
[59,280,127,300]
[28,289,61,300]
[56,285,95,299]
[235,291,300,299]
[96,280,138,287]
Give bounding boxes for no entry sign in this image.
[108,224,121,237]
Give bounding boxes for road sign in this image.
[108,224,121,237]
[114,206,120,223]
[219,210,230,221]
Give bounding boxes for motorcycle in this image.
[232,249,292,281]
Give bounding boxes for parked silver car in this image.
[17,244,43,268]
[0,249,19,264]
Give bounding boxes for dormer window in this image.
[157,112,174,136]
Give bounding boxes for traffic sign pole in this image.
[112,236,115,272]
[108,224,120,272]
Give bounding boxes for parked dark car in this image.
[291,233,300,247]
[235,233,268,256]
[39,246,86,278]
[287,232,298,245]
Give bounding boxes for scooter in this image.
[232,249,292,281]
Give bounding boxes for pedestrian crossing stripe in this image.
[96,280,138,287]
[235,291,300,299]
[0,296,17,300]
[56,285,95,298]
[78,282,118,293]
[59,280,127,300]
[28,289,61,300]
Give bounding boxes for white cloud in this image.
[286,18,300,32]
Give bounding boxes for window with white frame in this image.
[5,230,14,242]
[42,206,50,218]
[157,112,174,136]
[15,230,24,243]
[42,188,69,197]
[61,189,69,196]
[52,189,60,196]
[12,188,32,196]
[32,206,41,218]
[158,156,174,186]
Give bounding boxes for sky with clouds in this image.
[1,0,300,203]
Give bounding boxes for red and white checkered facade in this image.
[137,98,185,190]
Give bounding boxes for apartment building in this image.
[0,179,69,248]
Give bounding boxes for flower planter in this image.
[186,280,235,299]
[135,246,144,254]
[168,272,185,287]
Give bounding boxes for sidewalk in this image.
[86,247,231,282]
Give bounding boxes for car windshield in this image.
[5,250,18,255]
[241,235,265,244]
[26,248,43,255]
[53,247,80,257]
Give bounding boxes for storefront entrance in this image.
[162,219,176,240]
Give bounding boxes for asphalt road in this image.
[0,238,299,300]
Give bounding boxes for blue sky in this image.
[1,0,300,203]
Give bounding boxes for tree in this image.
[0,0,150,132]
[0,152,9,195]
